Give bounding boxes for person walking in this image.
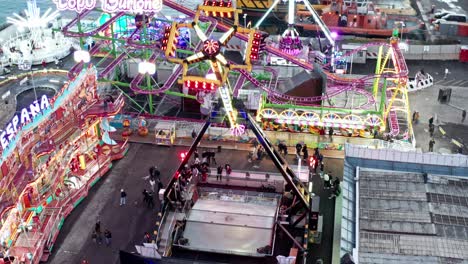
[295,143,302,160]
[225,164,232,178]
[153,166,161,179]
[104,229,112,246]
[157,178,163,194]
[210,151,217,165]
[319,162,325,178]
[323,173,331,189]
[328,127,334,142]
[144,232,151,243]
[257,146,264,160]
[462,109,466,123]
[95,221,102,244]
[302,144,309,160]
[216,165,223,181]
[429,138,435,152]
[147,192,155,209]
[91,230,98,244]
[120,189,127,206]
[329,177,341,199]
[429,123,435,137]
[444,68,450,79]
[250,145,258,162]
[149,178,156,193]
[142,189,149,205]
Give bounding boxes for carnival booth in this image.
[154,122,176,146]
[0,66,128,262]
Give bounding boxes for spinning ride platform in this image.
[176,189,280,257]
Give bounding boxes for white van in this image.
[433,14,467,24]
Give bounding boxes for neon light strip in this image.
[288,0,295,25]
[1,68,97,162]
[254,0,281,29]
[218,85,236,126]
[302,0,335,46]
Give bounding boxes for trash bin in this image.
[438,88,452,103]
[460,46,468,62]
[217,145,222,153]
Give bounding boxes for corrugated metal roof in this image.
[357,168,468,262]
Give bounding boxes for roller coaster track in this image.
[67,43,102,79]
[62,11,126,37]
[238,68,376,108]
[163,0,314,71]
[232,73,246,97]
[386,42,411,137]
[98,53,127,79]
[126,18,163,49]
[127,29,162,49]
[128,16,217,95]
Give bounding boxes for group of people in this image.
[413,110,466,154]
[309,147,325,176]
[91,221,112,247]
[141,166,164,208]
[295,143,310,161]
[191,148,234,182]
[249,142,266,162]
[216,164,232,181]
[193,149,217,165]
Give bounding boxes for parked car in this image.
[433,14,467,24]
[433,11,455,19]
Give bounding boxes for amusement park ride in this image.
[0,0,415,262]
[238,0,423,37]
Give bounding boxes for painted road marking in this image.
[451,80,466,86]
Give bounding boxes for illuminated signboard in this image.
[0,95,50,150]
[52,0,163,13]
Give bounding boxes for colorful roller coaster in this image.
[57,0,412,139]
[0,0,415,261]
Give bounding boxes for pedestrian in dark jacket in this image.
[295,143,302,158]
[104,229,112,246]
[95,221,102,244]
[142,189,149,204]
[302,144,309,160]
[217,165,223,181]
[144,232,151,243]
[120,189,127,206]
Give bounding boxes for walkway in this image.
[46,142,343,264]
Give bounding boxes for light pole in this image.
[73,50,91,64]
[395,21,405,40]
[400,22,405,40]
[138,61,156,75]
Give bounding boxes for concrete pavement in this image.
[352,58,468,154]
[413,0,468,43]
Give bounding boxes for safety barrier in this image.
[364,44,462,61]
[407,74,434,92]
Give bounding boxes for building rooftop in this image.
[357,168,468,263]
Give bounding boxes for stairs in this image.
[157,210,186,256]
[246,114,311,211]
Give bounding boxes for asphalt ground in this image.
[46,143,344,264]
[352,59,468,153]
